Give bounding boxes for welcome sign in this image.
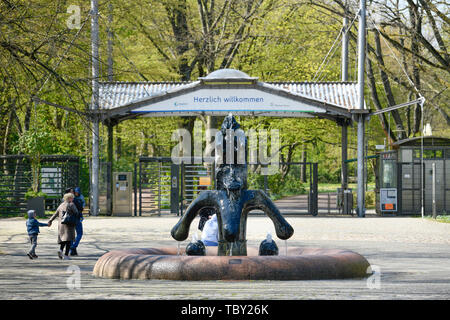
[192,95,264,104]
[132,88,326,115]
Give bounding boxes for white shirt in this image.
[201,214,218,244]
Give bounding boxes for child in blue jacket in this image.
[26,210,49,259]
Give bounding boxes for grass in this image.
[0,213,21,219]
[426,215,450,223]
[267,183,377,209]
[268,182,376,197]
[0,211,55,219]
[270,190,300,201]
[317,183,376,193]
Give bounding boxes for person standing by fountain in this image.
[201,214,218,246]
[70,187,85,256]
[48,193,78,260]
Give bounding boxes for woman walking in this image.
[49,193,78,260]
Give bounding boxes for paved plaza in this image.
[0,215,449,300]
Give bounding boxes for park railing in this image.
[0,155,79,216]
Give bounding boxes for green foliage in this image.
[1,0,447,202]
[248,170,306,199]
[430,216,450,223]
[14,129,57,157]
[78,157,91,199]
[24,190,47,200]
[13,129,57,193]
[236,3,341,81]
[267,173,306,197]
[365,191,375,209]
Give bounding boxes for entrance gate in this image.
[247,162,319,216]
[180,162,213,214]
[135,157,322,216]
[137,157,172,215]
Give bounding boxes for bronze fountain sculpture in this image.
[171,114,293,256]
[93,115,370,281]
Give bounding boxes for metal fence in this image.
[0,155,79,215]
[133,158,349,217]
[138,157,173,215]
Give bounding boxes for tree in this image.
[304,0,449,141]
[114,0,279,80]
[13,128,56,195]
[0,0,93,157]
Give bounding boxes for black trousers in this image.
[60,241,71,256]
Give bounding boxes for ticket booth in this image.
[376,151,399,215]
[376,136,450,215]
[113,172,132,216]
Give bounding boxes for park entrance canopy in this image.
[92,68,367,217]
[98,69,366,123]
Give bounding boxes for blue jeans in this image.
[28,234,38,255]
[71,221,83,249]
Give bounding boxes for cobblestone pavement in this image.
[0,215,449,300]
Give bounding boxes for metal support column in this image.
[309,163,318,216]
[134,163,137,216]
[180,163,185,216]
[341,2,349,190]
[139,161,142,216]
[107,123,114,215]
[90,0,100,216]
[356,0,366,217]
[170,164,180,215]
[341,123,348,189]
[105,0,114,217]
[357,115,366,217]
[432,162,436,219]
[158,162,161,215]
[341,0,349,82]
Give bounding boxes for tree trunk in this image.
[141,131,148,156]
[115,125,122,161]
[24,102,32,132]
[165,0,192,80]
[2,109,13,155]
[301,146,307,183]
[373,31,406,140]
[366,57,396,143]
[409,3,423,134]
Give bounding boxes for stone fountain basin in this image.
[93,246,370,281]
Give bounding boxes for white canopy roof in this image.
[98,69,365,122]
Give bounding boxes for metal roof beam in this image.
[370,98,425,116]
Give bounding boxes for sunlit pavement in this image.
[0,215,449,299]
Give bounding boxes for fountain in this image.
[171,115,293,256]
[93,115,370,280]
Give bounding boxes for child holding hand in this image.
[26,210,50,259]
